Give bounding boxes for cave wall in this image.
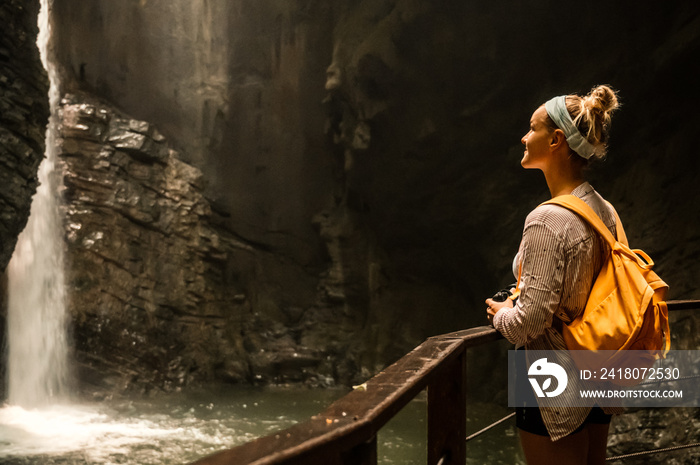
[321,0,700,366]
[46,0,700,392]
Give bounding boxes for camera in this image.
[491,283,517,302]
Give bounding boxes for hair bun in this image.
[583,85,619,115]
[566,85,620,160]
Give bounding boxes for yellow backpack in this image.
[542,195,670,378]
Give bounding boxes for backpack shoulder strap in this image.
[607,201,629,247]
[542,195,621,248]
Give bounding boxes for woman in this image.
[486,85,620,465]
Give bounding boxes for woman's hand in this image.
[485,297,514,324]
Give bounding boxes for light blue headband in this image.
[544,96,596,159]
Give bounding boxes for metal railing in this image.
[190,300,699,465]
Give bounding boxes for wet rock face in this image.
[0,0,48,271]
[59,94,341,393]
[60,94,240,392]
[60,95,252,392]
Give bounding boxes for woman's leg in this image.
[519,428,589,465]
[585,422,610,465]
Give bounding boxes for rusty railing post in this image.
[341,436,377,465]
[427,345,466,464]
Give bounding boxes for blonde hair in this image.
[546,85,620,160]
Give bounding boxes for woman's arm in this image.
[490,218,565,345]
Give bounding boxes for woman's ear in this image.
[550,129,566,150]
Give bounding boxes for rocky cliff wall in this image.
[0,0,47,271]
[59,92,354,392]
[47,0,700,394]
[59,93,316,392]
[60,94,240,392]
[51,0,338,262]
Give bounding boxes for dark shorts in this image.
[516,405,612,437]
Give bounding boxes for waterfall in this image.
[5,0,69,407]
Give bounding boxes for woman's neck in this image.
[546,177,585,198]
[543,157,585,198]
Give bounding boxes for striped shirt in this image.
[493,182,620,440]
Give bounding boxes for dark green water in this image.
[0,386,523,464]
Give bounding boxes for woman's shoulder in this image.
[525,203,580,228]
[525,184,615,230]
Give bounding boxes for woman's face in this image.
[520,106,554,170]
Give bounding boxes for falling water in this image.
[5,0,69,407]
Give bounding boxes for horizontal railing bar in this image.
[666,299,700,311]
[428,324,503,345]
[190,332,479,465]
[189,300,700,465]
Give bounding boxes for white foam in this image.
[0,404,186,458]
